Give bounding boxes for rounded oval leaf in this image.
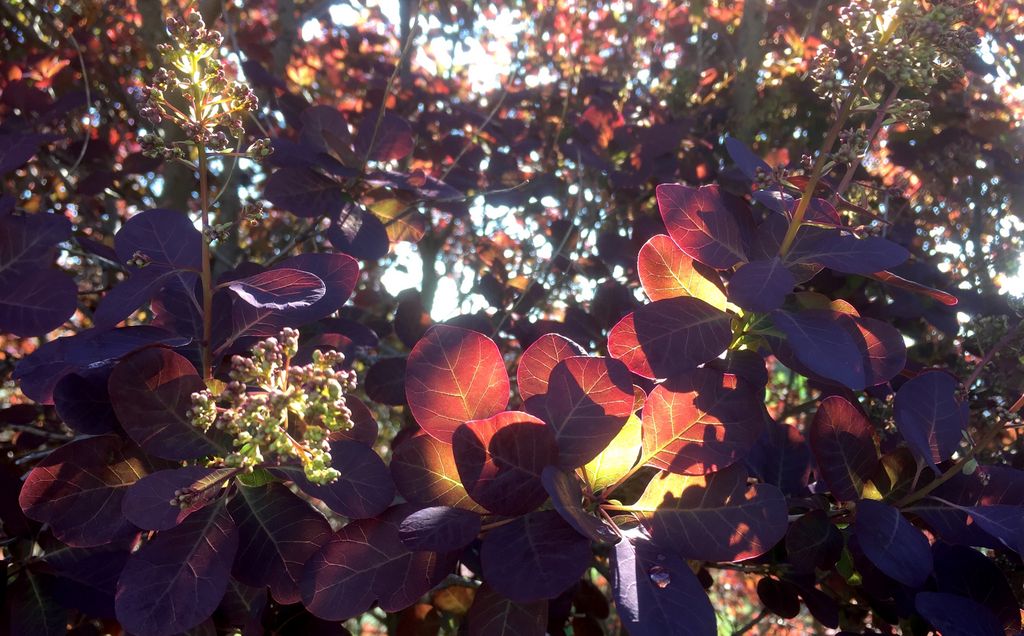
[607,297,732,380]
[854,499,933,587]
[727,258,795,312]
[465,583,547,636]
[115,503,239,636]
[223,268,326,309]
[480,510,591,603]
[406,325,510,443]
[453,411,558,516]
[123,467,235,531]
[390,432,484,511]
[398,506,481,552]
[637,234,727,309]
[109,348,221,460]
[640,369,764,475]
[19,435,150,547]
[656,184,747,269]
[633,464,787,562]
[894,370,968,472]
[809,396,879,502]
[516,333,586,403]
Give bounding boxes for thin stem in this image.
[964,319,1023,389]
[733,608,769,636]
[778,14,903,256]
[199,146,214,379]
[832,83,901,202]
[895,421,1004,508]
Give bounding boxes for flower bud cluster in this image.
[831,128,869,165]
[242,201,266,225]
[134,9,271,162]
[838,0,979,91]
[188,329,357,485]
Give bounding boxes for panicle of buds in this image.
[127,250,152,269]
[135,8,272,162]
[242,201,266,225]
[187,328,357,485]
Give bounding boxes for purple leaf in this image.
[114,208,202,271]
[787,232,910,275]
[8,569,66,636]
[453,411,559,516]
[894,370,968,471]
[355,110,414,161]
[228,483,333,605]
[745,420,812,496]
[727,257,795,312]
[109,348,223,460]
[94,269,195,329]
[656,184,748,269]
[964,505,1024,555]
[364,356,408,405]
[0,269,77,336]
[527,356,634,468]
[854,499,933,587]
[610,526,717,636]
[397,505,481,551]
[45,545,129,619]
[300,105,354,158]
[933,543,1021,630]
[541,466,620,544]
[279,440,395,519]
[785,509,842,573]
[724,136,771,181]
[607,297,732,380]
[115,502,239,636]
[517,333,586,403]
[264,167,349,218]
[18,435,150,547]
[0,132,59,173]
[480,510,591,603]
[915,592,1004,636]
[123,467,235,531]
[301,505,456,621]
[223,268,326,309]
[771,309,906,390]
[465,583,547,636]
[329,397,379,446]
[52,367,120,434]
[640,369,764,475]
[633,463,787,561]
[809,396,878,501]
[13,326,190,404]
[405,325,510,443]
[327,207,390,260]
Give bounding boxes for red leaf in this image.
[637,234,727,309]
[390,432,484,512]
[656,183,747,269]
[640,369,764,475]
[516,333,586,403]
[607,297,732,380]
[527,356,634,467]
[405,325,509,443]
[809,396,879,502]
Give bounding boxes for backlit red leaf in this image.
[516,333,586,403]
[640,369,764,475]
[390,432,483,511]
[406,325,510,443]
[637,234,727,309]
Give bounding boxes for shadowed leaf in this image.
[123,467,234,531]
[656,184,747,269]
[517,333,586,403]
[855,499,933,587]
[728,258,795,312]
[397,506,481,552]
[809,396,878,502]
[894,371,968,472]
[542,466,620,544]
[465,583,547,636]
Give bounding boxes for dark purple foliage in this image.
[854,499,933,587]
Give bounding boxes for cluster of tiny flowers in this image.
[831,128,869,165]
[838,0,979,90]
[134,10,271,161]
[242,201,266,225]
[754,164,791,190]
[188,329,358,484]
[126,250,152,268]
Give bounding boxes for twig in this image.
[734,608,769,636]
[964,319,1024,389]
[832,83,901,203]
